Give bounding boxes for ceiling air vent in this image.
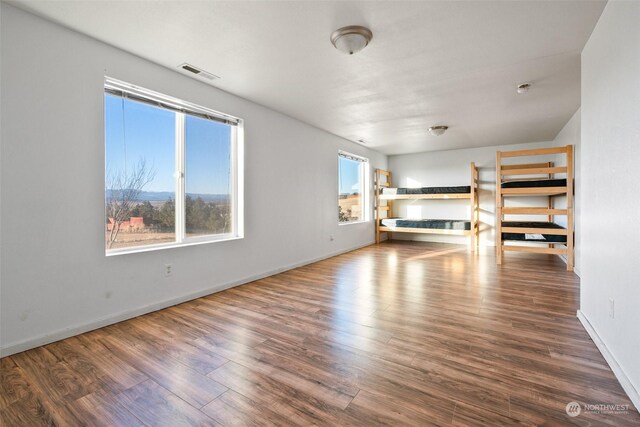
[178,63,220,81]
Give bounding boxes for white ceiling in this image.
[10,0,605,155]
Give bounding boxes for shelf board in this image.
[500,187,568,197]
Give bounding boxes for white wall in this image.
[550,109,581,272]
[0,4,386,355]
[387,140,562,249]
[580,0,640,408]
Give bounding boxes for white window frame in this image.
[105,77,244,255]
[338,151,370,225]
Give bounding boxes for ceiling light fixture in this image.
[517,82,531,94]
[330,25,373,55]
[428,125,448,136]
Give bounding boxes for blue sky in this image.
[185,115,231,195]
[106,94,358,197]
[339,157,361,195]
[105,94,231,195]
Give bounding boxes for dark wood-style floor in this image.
[1,241,638,426]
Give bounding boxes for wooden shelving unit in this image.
[375,163,479,251]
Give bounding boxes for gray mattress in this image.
[501,221,567,243]
[501,178,566,189]
[381,186,470,195]
[381,218,471,230]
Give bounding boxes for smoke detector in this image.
[178,63,220,81]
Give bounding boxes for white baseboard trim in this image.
[577,310,639,412]
[0,241,375,357]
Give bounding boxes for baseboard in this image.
[577,310,639,412]
[0,241,374,357]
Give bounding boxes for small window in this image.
[338,151,370,224]
[105,78,243,254]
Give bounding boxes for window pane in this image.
[339,156,363,222]
[105,94,176,250]
[185,115,233,237]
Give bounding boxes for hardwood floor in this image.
[1,241,638,426]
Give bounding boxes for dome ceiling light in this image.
[428,125,449,137]
[517,82,532,94]
[330,25,373,55]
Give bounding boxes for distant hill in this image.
[106,190,229,203]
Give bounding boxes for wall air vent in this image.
[178,63,220,82]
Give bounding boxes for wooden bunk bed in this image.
[495,145,574,271]
[375,163,479,251]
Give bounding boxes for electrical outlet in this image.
[609,298,615,319]
[164,264,173,278]
[329,234,335,241]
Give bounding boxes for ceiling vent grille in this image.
[178,63,220,81]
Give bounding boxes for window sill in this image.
[106,234,243,257]
[338,220,371,226]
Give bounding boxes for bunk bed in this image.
[495,145,574,271]
[375,163,479,251]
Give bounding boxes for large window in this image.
[105,78,243,254]
[338,151,370,224]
